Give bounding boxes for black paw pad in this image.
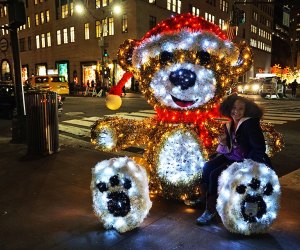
[263,182,273,196]
[107,191,131,217]
[248,178,260,190]
[96,182,108,192]
[96,175,133,217]
[109,175,120,186]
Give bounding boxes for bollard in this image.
[25,91,59,155]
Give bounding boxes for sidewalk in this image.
[0,138,299,250]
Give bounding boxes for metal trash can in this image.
[25,91,59,155]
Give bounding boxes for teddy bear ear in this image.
[118,39,139,74]
[231,41,253,77]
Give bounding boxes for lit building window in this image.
[96,0,101,8]
[46,10,50,23]
[103,0,108,7]
[102,19,108,37]
[219,19,226,30]
[253,11,258,21]
[85,23,90,40]
[96,21,101,37]
[41,12,45,24]
[35,14,39,25]
[70,2,74,16]
[41,33,45,48]
[149,0,156,3]
[122,14,128,33]
[57,30,61,45]
[62,4,68,19]
[108,17,114,35]
[205,12,215,23]
[192,7,200,16]
[70,27,75,42]
[220,0,228,12]
[63,28,68,43]
[167,0,181,14]
[47,32,51,47]
[36,35,40,49]
[27,16,31,28]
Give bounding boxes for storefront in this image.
[1,59,11,81]
[81,61,97,86]
[56,60,69,81]
[35,63,47,76]
[21,65,29,83]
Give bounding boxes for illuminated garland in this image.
[91,157,152,233]
[261,122,284,157]
[217,159,281,235]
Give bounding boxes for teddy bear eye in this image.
[160,51,174,65]
[196,50,211,65]
[236,184,247,194]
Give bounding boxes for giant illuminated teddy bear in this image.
[91,13,283,200]
[90,14,283,233]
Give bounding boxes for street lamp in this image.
[75,4,84,14]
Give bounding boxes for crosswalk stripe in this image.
[83,116,101,122]
[104,114,146,120]
[264,112,300,117]
[59,124,90,137]
[261,120,286,124]
[63,119,94,127]
[262,116,298,121]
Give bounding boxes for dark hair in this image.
[219,93,264,120]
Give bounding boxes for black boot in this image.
[184,183,207,207]
[196,194,217,226]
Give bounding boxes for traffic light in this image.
[231,8,246,26]
[103,49,109,57]
[8,0,26,27]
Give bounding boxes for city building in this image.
[0,0,277,86]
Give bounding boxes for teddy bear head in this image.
[118,13,252,111]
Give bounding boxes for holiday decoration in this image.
[106,94,122,110]
[217,159,281,235]
[91,157,152,233]
[92,13,283,202]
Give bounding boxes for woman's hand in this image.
[218,133,227,146]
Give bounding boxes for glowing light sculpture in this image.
[91,157,152,233]
[217,159,281,235]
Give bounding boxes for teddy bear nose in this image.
[169,69,196,90]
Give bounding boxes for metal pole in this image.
[8,4,27,143]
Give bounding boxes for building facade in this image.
[0,0,275,86]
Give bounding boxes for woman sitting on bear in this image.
[196,94,272,225]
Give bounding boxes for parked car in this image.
[0,82,63,119]
[0,83,15,119]
[260,77,283,98]
[26,75,69,98]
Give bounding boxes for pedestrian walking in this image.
[282,79,287,98]
[193,94,272,226]
[290,79,298,98]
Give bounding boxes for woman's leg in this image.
[197,158,234,225]
[201,154,228,185]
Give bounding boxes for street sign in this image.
[0,38,8,52]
